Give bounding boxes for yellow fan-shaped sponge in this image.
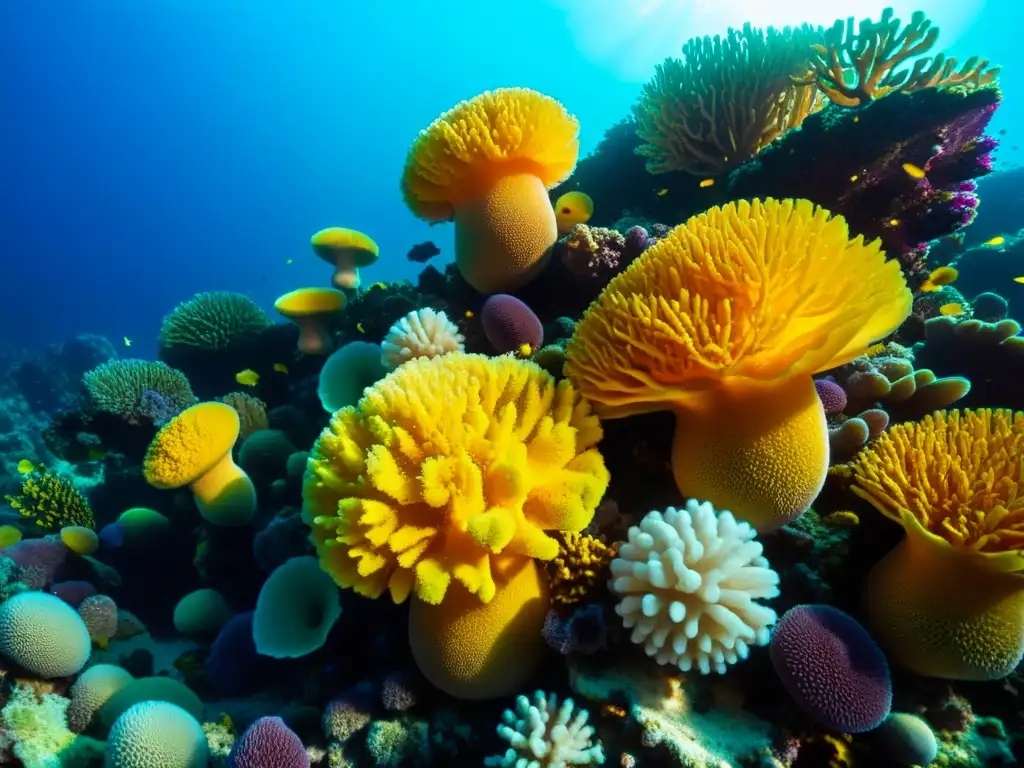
[567,198,911,530]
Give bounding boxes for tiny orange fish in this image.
[699,178,715,188]
[983,236,1005,247]
[939,302,964,317]
[920,265,959,292]
[1013,277,1024,284]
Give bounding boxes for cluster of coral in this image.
[0,6,1020,768]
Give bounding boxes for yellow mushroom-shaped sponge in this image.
[274,288,346,355]
[303,352,609,698]
[143,402,256,526]
[400,88,580,293]
[849,409,1024,680]
[566,198,911,531]
[311,227,379,291]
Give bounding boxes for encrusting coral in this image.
[848,409,1024,680]
[609,500,779,674]
[401,88,580,293]
[566,198,911,531]
[547,532,615,607]
[635,23,822,175]
[303,352,609,699]
[803,8,999,107]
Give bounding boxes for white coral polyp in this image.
[610,499,779,675]
[485,691,605,768]
[380,307,464,370]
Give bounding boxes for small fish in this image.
[699,179,715,188]
[902,162,927,180]
[16,459,34,475]
[1014,277,1024,284]
[999,128,1007,136]
[518,343,533,358]
[356,322,366,334]
[919,265,959,293]
[554,191,594,234]
[939,302,964,317]
[983,236,1006,247]
[273,363,289,375]
[123,337,132,347]
[235,369,259,387]
[370,282,387,291]
[657,188,669,197]
[888,218,900,227]
[849,174,859,182]
[285,258,294,265]
[464,311,474,319]
[852,116,860,123]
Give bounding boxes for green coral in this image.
[5,470,95,530]
[83,359,196,424]
[202,716,236,766]
[366,719,430,768]
[159,291,273,351]
[1,684,103,768]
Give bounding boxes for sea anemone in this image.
[849,409,1024,680]
[566,198,911,530]
[400,88,580,293]
[159,292,272,351]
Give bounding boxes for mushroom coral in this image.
[275,288,346,355]
[400,88,580,293]
[849,409,1024,680]
[303,352,609,697]
[565,198,911,531]
[311,227,379,291]
[143,402,256,526]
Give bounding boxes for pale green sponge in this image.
[106,701,209,768]
[0,592,91,678]
[1,683,103,768]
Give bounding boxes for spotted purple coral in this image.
[4,536,68,589]
[814,378,847,415]
[228,716,309,768]
[770,604,892,733]
[78,594,118,645]
[481,294,544,355]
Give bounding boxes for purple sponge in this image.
[481,294,544,355]
[770,604,891,733]
[814,378,848,415]
[228,716,309,768]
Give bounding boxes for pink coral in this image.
[814,378,847,415]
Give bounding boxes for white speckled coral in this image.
[485,690,605,768]
[610,499,779,674]
[380,307,465,370]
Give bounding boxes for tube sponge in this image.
[0,591,91,678]
[106,701,209,768]
[483,691,605,767]
[253,556,341,659]
[609,500,779,674]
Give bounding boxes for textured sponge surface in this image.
[0,591,91,678]
[106,701,208,768]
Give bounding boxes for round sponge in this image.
[173,588,233,637]
[770,604,892,733]
[874,712,938,766]
[67,663,134,732]
[99,677,204,732]
[481,294,544,356]
[0,591,91,678]
[253,556,341,658]
[106,701,208,768]
[228,716,310,767]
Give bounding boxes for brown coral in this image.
[804,8,999,107]
[218,392,269,440]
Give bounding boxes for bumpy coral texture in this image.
[400,87,579,221]
[304,352,609,606]
[380,308,465,370]
[547,532,615,606]
[609,500,779,674]
[481,295,545,355]
[770,604,892,733]
[228,716,309,768]
[1,683,78,767]
[159,291,272,350]
[106,701,209,768]
[0,591,91,678]
[84,359,197,424]
[78,594,118,646]
[484,691,605,767]
[814,378,847,415]
[219,392,269,440]
[67,663,134,733]
[566,198,911,531]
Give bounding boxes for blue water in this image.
[0,0,1020,357]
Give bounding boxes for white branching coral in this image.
[380,307,464,370]
[610,499,779,674]
[485,691,605,768]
